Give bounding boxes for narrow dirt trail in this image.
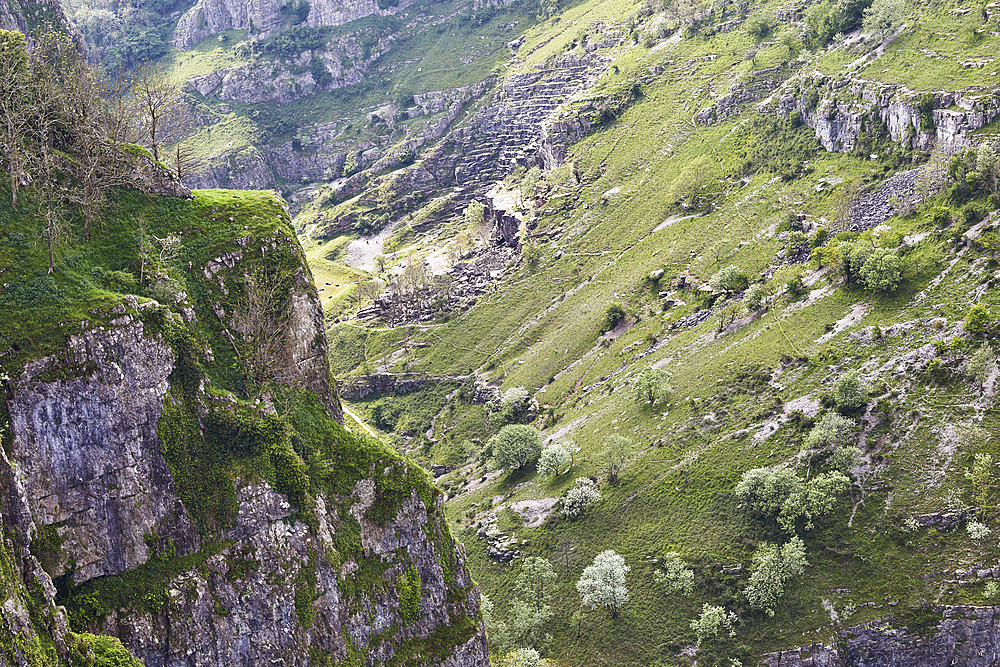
[342,403,378,438]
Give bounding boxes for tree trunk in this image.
[84,201,92,241]
[46,192,54,274]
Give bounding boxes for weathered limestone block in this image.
[7,316,200,585]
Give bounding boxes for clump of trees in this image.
[484,557,558,663]
[803,0,877,49]
[744,537,808,616]
[691,604,736,643]
[600,303,626,333]
[862,0,906,40]
[966,303,992,336]
[946,139,1000,202]
[811,226,905,294]
[495,387,533,425]
[734,466,850,533]
[0,28,196,274]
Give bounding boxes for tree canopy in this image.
[576,550,629,617]
[489,425,543,471]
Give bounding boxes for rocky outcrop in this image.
[696,64,794,126]
[0,0,80,46]
[172,0,413,49]
[189,79,491,195]
[0,0,29,34]
[7,310,199,584]
[97,485,487,667]
[841,167,919,232]
[450,51,612,201]
[764,605,1000,667]
[776,78,1000,153]
[0,442,73,665]
[354,244,517,324]
[184,38,392,105]
[129,153,193,198]
[339,373,466,401]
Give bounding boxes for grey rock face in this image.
[777,79,1000,154]
[0,445,73,663]
[2,223,484,666]
[97,484,487,667]
[0,0,29,34]
[0,0,79,45]
[173,0,414,49]
[7,313,200,584]
[763,606,1000,667]
[129,153,193,199]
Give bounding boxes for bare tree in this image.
[355,278,384,305]
[29,35,75,274]
[230,271,296,391]
[133,64,180,162]
[168,137,204,183]
[0,30,33,212]
[103,69,141,145]
[39,31,130,239]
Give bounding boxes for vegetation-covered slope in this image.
[277,0,1000,664]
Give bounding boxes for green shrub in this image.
[859,248,902,292]
[744,537,808,615]
[835,371,869,411]
[489,425,542,471]
[931,207,951,227]
[2,275,61,307]
[966,303,991,334]
[707,266,749,293]
[601,303,626,332]
[398,565,422,624]
[68,632,143,667]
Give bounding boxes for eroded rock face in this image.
[129,153,193,199]
[95,484,487,667]
[777,79,1000,154]
[764,606,1000,667]
[6,313,200,584]
[172,0,414,49]
[2,217,485,666]
[0,0,79,44]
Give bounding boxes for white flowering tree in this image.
[576,550,629,618]
[538,441,574,477]
[562,478,601,518]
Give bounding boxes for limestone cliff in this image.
[172,0,413,50]
[0,189,487,667]
[775,79,1000,154]
[764,606,1000,667]
[0,0,69,38]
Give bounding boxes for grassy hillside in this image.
[303,0,1000,663]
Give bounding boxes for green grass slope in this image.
[311,0,1000,664]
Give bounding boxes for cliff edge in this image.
[0,188,488,667]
